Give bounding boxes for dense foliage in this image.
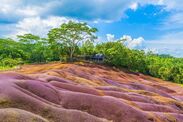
[95,42,183,84]
[0,21,182,84]
[48,21,97,61]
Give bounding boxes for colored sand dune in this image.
[0,62,183,122]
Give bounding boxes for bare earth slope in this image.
[0,62,183,122]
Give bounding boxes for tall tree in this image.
[17,34,49,63]
[80,40,95,55]
[48,21,97,61]
[17,34,40,44]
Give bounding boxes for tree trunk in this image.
[69,50,74,62]
[69,45,75,62]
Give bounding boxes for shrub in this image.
[0,58,22,67]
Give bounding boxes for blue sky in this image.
[0,0,183,57]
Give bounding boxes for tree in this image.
[48,21,97,61]
[0,38,26,60]
[80,40,95,55]
[17,34,40,44]
[17,34,49,63]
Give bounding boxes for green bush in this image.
[0,58,22,67]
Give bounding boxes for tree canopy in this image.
[48,21,97,61]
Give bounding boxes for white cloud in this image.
[1,0,182,26]
[0,0,129,22]
[120,35,132,42]
[144,48,159,54]
[0,0,21,20]
[145,41,183,57]
[130,2,138,11]
[106,34,115,42]
[149,31,183,44]
[0,0,43,23]
[16,6,42,17]
[0,0,170,23]
[0,0,182,22]
[156,1,183,31]
[7,16,75,38]
[121,35,145,49]
[159,0,183,10]
[158,0,164,5]
[143,31,183,57]
[117,34,183,57]
[161,12,183,31]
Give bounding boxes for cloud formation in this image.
[1,0,170,23]
[121,35,145,49]
[0,0,181,32]
[106,34,115,42]
[7,16,74,38]
[113,34,183,57]
[0,0,183,57]
[0,0,134,23]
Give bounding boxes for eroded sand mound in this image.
[0,62,183,122]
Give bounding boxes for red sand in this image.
[0,62,183,122]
